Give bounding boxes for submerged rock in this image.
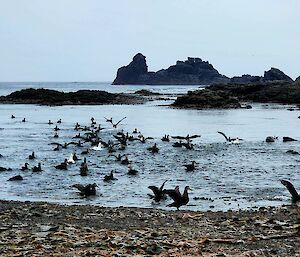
[8,175,23,181]
[0,88,145,106]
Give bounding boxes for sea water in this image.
[0,82,299,211]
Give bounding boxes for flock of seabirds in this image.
[0,114,300,210]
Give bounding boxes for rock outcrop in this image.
[113,54,229,85]
[296,76,300,82]
[172,89,241,109]
[0,88,145,105]
[263,67,293,82]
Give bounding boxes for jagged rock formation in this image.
[229,68,293,84]
[113,54,229,85]
[296,76,300,82]
[113,54,294,85]
[0,88,145,105]
[264,68,293,82]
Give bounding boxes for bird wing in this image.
[72,184,85,192]
[159,180,168,191]
[50,142,62,147]
[115,116,127,126]
[217,131,229,141]
[148,186,160,196]
[189,135,201,139]
[171,136,185,140]
[100,140,109,147]
[164,189,181,202]
[145,137,154,140]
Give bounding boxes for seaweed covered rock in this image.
[172,89,241,109]
[0,88,144,105]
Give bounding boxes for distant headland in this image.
[112,53,295,85]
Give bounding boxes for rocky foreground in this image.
[0,200,299,256]
[0,88,145,105]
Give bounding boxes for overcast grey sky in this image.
[0,0,299,81]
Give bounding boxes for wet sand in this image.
[0,200,299,256]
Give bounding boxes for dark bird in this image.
[55,159,68,170]
[50,142,69,151]
[135,136,154,143]
[104,170,117,182]
[80,158,88,176]
[0,154,3,158]
[54,132,59,138]
[48,120,53,125]
[57,119,62,123]
[172,134,201,142]
[81,149,89,155]
[161,135,170,142]
[128,165,138,175]
[183,161,197,171]
[22,118,26,122]
[110,117,127,128]
[109,153,127,161]
[104,117,113,123]
[11,115,15,119]
[217,131,242,144]
[172,141,183,148]
[21,163,29,171]
[164,186,191,210]
[281,180,300,203]
[182,142,194,150]
[132,128,139,134]
[54,125,60,131]
[121,155,130,165]
[147,143,159,153]
[72,183,97,196]
[32,163,42,172]
[148,180,167,202]
[28,152,35,160]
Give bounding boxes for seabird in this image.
[104,117,113,123]
[67,153,76,164]
[148,180,167,202]
[81,149,89,155]
[72,183,97,196]
[172,134,201,142]
[48,120,53,125]
[164,186,192,210]
[32,163,42,172]
[57,119,62,123]
[217,131,242,144]
[22,118,26,122]
[28,152,35,160]
[11,115,15,119]
[183,161,197,171]
[161,135,170,142]
[55,159,68,170]
[80,158,88,176]
[147,143,159,153]
[103,170,117,182]
[21,163,29,171]
[92,142,103,151]
[132,128,139,134]
[54,125,60,131]
[128,165,138,175]
[110,117,127,128]
[172,141,183,148]
[0,167,12,171]
[266,136,278,143]
[281,180,300,203]
[121,155,130,165]
[54,132,59,138]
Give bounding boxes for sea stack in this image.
[112,53,229,85]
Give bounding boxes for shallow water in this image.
[0,82,299,211]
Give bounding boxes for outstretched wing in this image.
[281,180,300,202]
[159,180,168,191]
[148,186,160,197]
[171,136,186,140]
[164,187,181,202]
[115,116,127,126]
[189,135,201,139]
[50,142,62,147]
[217,131,228,141]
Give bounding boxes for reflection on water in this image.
[0,83,299,211]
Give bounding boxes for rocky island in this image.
[113,53,229,85]
[173,81,300,109]
[0,88,145,106]
[113,53,295,86]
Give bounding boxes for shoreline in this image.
[0,200,299,256]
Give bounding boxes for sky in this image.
[0,0,299,82]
